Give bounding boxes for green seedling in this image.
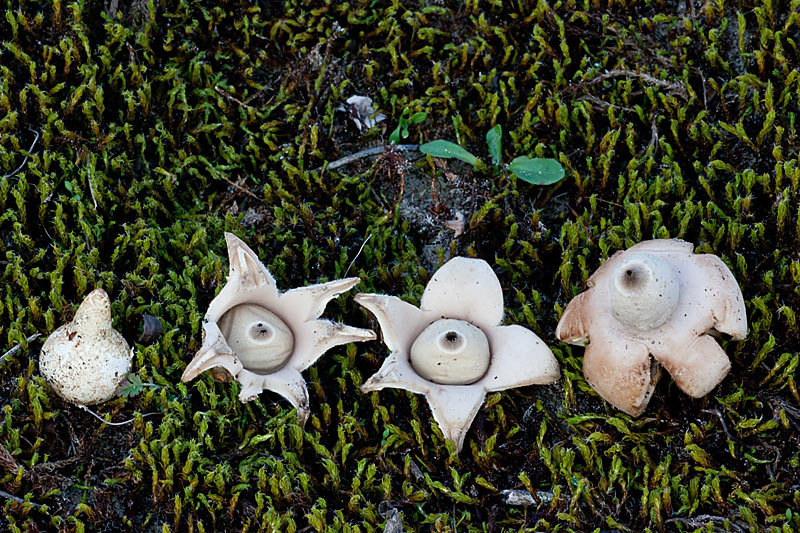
[63,180,83,201]
[116,372,159,398]
[420,124,565,185]
[388,107,427,144]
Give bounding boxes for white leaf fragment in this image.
[501,489,554,506]
[339,95,386,131]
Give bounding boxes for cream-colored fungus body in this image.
[609,253,680,331]
[217,304,294,374]
[39,289,132,405]
[357,257,560,452]
[181,233,375,424]
[410,318,490,385]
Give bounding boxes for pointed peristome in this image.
[72,289,113,332]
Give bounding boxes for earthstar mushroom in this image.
[556,239,747,416]
[181,233,375,424]
[357,257,560,452]
[39,289,133,405]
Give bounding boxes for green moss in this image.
[1,0,800,530]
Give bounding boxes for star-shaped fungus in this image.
[356,257,560,452]
[556,239,747,416]
[181,233,375,424]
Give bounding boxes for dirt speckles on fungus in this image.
[556,239,747,416]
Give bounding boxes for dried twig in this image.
[221,174,260,200]
[647,115,659,153]
[30,455,81,475]
[0,333,41,363]
[701,408,735,442]
[637,115,660,158]
[768,396,800,433]
[314,144,420,173]
[666,514,746,533]
[698,68,708,109]
[585,69,688,100]
[344,234,373,277]
[215,85,252,109]
[593,197,623,208]
[0,489,42,508]
[575,95,634,113]
[87,165,98,210]
[687,0,697,30]
[758,441,781,479]
[2,129,40,179]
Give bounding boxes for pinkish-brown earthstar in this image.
[181,233,375,423]
[356,257,560,452]
[556,239,747,416]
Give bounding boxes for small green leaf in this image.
[388,126,403,144]
[117,373,144,398]
[409,112,427,124]
[419,140,478,167]
[116,372,159,398]
[486,124,502,167]
[507,157,565,185]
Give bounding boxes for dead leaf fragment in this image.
[382,508,403,533]
[443,211,465,237]
[339,95,386,131]
[501,489,554,506]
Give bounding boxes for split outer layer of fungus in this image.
[556,239,747,416]
[181,233,375,424]
[356,256,560,452]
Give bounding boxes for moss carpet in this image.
[1,0,799,531]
